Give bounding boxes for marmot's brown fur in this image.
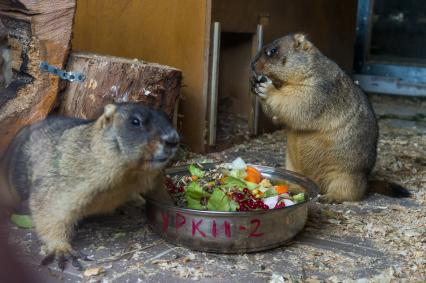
[251,33,410,203]
[1,103,178,269]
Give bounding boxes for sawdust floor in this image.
[8,95,426,283]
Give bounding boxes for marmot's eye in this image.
[266,48,278,57]
[131,118,141,126]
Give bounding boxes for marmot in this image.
[251,33,410,203]
[1,103,179,269]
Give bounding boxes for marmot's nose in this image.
[162,131,179,148]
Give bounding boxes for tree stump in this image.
[59,52,182,120]
[0,0,75,156]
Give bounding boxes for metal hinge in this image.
[39,61,85,82]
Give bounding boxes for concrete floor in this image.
[6,94,426,283]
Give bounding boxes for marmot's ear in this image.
[294,33,312,51]
[98,104,117,128]
[104,104,117,119]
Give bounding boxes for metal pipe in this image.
[252,24,263,136]
[208,22,221,146]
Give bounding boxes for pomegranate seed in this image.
[247,199,257,209]
[275,202,285,209]
[232,192,245,201]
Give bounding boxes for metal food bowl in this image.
[145,164,319,253]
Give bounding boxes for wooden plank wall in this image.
[72,0,211,152]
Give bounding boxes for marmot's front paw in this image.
[41,243,92,271]
[318,194,342,204]
[252,76,275,99]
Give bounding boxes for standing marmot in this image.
[251,33,410,203]
[1,103,179,269]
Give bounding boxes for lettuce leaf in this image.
[263,188,278,198]
[207,189,238,212]
[187,197,205,210]
[188,164,205,177]
[185,182,210,209]
[245,181,259,190]
[10,214,33,229]
[222,176,246,188]
[229,169,247,179]
[292,192,305,203]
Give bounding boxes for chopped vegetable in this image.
[275,184,289,195]
[189,164,205,178]
[10,214,33,229]
[207,189,238,212]
[223,176,247,188]
[292,193,305,202]
[245,181,259,190]
[259,179,272,188]
[185,182,210,209]
[245,166,263,184]
[283,199,295,206]
[229,169,247,179]
[165,157,308,212]
[231,157,247,170]
[263,196,279,209]
[187,197,205,210]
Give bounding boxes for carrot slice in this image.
[245,166,262,184]
[275,184,289,194]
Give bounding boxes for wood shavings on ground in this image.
[7,96,426,282]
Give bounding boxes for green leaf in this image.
[10,214,33,229]
[222,176,246,189]
[292,193,305,203]
[185,182,209,210]
[185,182,210,199]
[188,164,205,177]
[187,197,205,210]
[207,189,238,212]
[263,188,278,198]
[245,181,259,190]
[229,169,246,179]
[228,199,239,211]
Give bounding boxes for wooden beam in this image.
[0,0,75,155]
[59,52,182,120]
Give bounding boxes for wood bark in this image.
[0,0,75,155]
[59,52,182,120]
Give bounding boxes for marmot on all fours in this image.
[0,103,179,269]
[251,33,410,203]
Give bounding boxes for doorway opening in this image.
[214,32,253,151]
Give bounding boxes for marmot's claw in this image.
[41,248,91,271]
[41,252,55,266]
[253,80,274,98]
[70,255,83,271]
[74,250,93,262]
[57,253,67,270]
[317,194,341,204]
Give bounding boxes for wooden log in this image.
[59,52,182,120]
[0,0,75,156]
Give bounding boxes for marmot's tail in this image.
[368,180,411,198]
